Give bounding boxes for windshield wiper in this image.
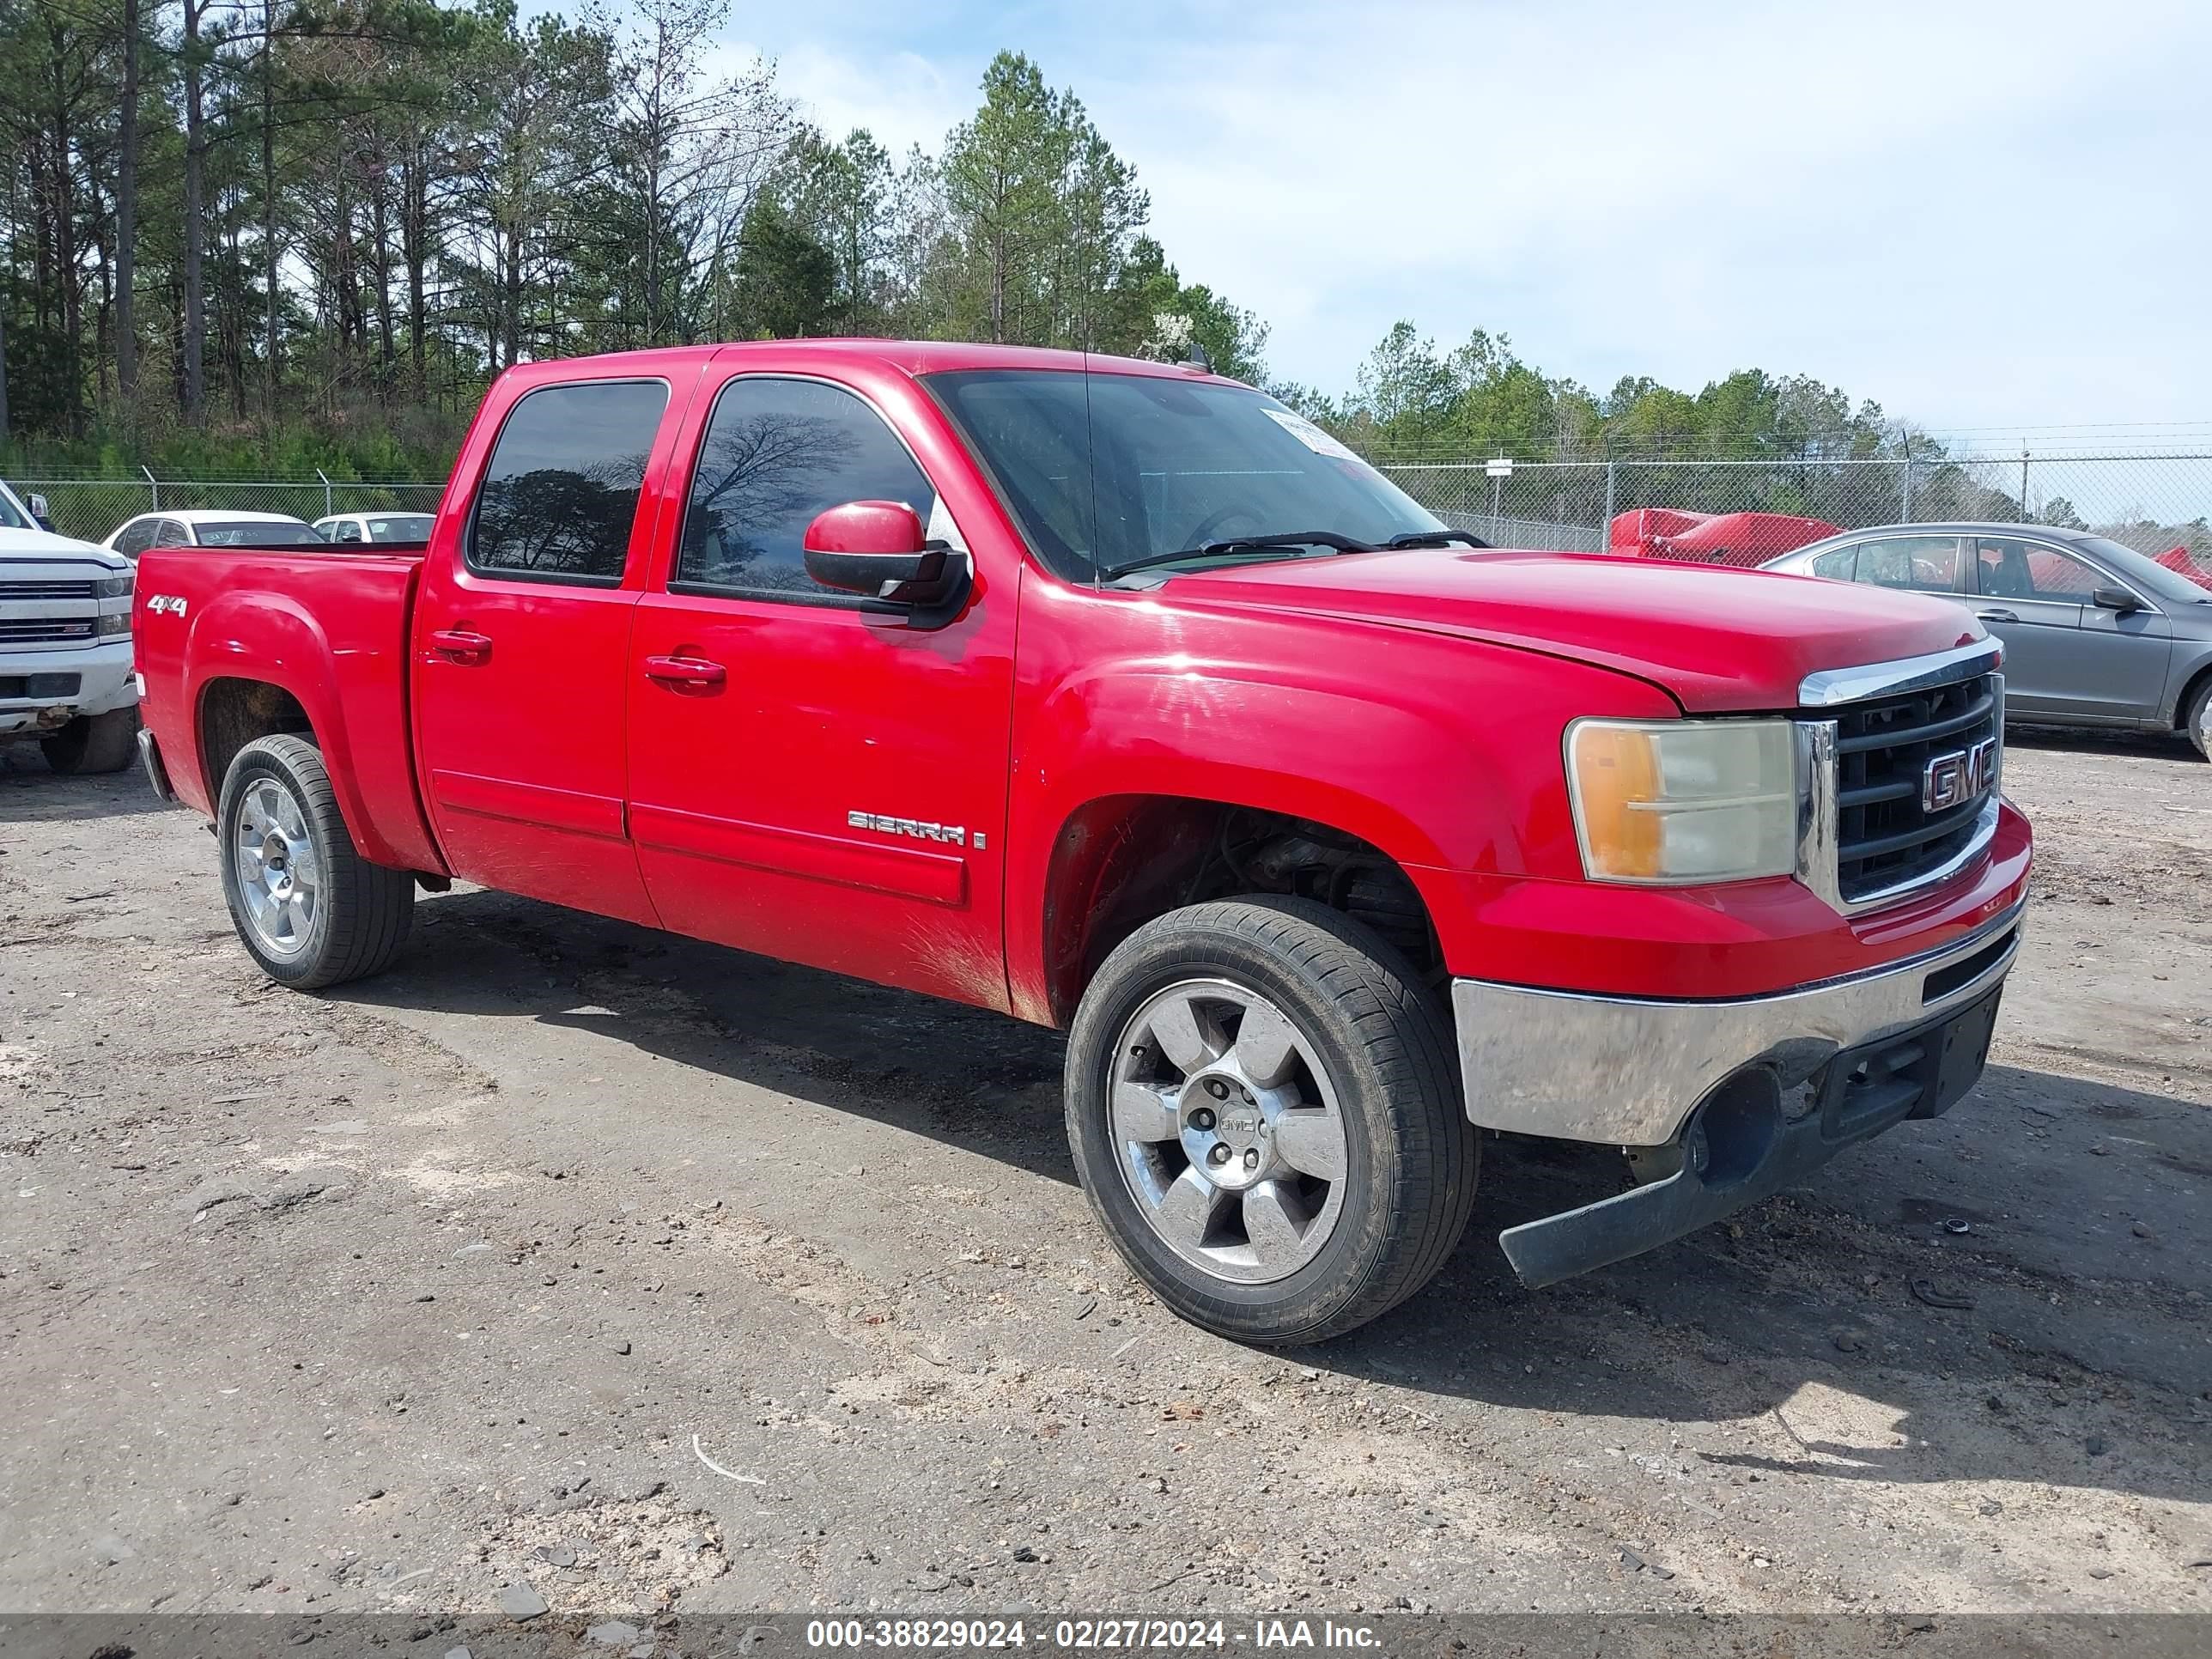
[1098,530,1379,580]
[1383,528,1490,550]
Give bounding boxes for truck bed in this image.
[133,541,444,872]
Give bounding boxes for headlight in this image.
[97,611,132,636]
[95,574,134,599]
[1565,718,1799,884]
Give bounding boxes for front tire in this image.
[1065,897,1477,1345]
[40,707,139,775]
[2185,676,2212,762]
[217,734,413,989]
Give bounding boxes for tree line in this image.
[0,0,2005,491]
[0,0,1268,475]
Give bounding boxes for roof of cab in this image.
[490,338,1244,386]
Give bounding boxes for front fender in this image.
[2162,641,2212,727]
[1002,582,1679,1023]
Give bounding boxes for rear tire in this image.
[217,734,413,989]
[2185,676,2212,762]
[40,707,139,775]
[1065,896,1477,1346]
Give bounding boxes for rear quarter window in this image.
[468,380,672,584]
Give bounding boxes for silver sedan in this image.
[1765,522,2212,758]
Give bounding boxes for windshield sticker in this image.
[1261,407,1363,463]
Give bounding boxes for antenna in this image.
[1180,341,1212,372]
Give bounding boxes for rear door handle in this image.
[428,628,493,663]
[643,653,726,690]
[1974,609,2018,623]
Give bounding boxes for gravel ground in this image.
[2,728,2209,1627]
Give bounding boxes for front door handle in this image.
[1974,608,2018,623]
[428,628,493,663]
[643,653,727,690]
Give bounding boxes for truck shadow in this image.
[0,748,188,822]
[341,884,2212,1510]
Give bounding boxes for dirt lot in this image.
[3,730,2209,1626]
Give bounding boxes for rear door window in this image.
[1856,535,1963,593]
[468,380,672,585]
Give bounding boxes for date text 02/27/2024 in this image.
[804,1620,1384,1650]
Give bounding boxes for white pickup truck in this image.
[0,479,141,773]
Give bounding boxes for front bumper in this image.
[0,641,137,736]
[1453,898,2026,1287]
[1453,897,2024,1147]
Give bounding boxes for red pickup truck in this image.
[131,342,2031,1344]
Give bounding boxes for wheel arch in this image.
[2169,649,2212,735]
[1025,792,1458,1028]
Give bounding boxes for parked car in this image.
[131,341,2032,1343]
[0,477,141,772]
[103,509,325,558]
[1609,507,1841,567]
[312,510,435,545]
[1764,522,2212,758]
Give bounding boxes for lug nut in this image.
[1243,1148,1261,1170]
[1208,1145,1231,1166]
[1190,1108,1216,1131]
[1205,1079,1230,1100]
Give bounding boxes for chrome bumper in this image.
[137,726,173,801]
[1451,899,2026,1148]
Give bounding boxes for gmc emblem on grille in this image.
[1922,736,1997,813]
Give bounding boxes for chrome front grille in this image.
[1796,640,2006,914]
[1832,672,2001,902]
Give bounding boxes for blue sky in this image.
[714,0,2211,434]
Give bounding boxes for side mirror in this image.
[27,492,53,530]
[802,501,963,609]
[2091,585,2142,614]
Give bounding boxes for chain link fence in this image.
[12,452,2212,578]
[1379,450,2212,568]
[9,473,447,546]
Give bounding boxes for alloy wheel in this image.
[1109,978,1350,1284]
[233,777,320,958]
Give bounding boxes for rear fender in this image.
[180,587,441,872]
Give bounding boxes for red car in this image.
[131,342,2031,1343]
[1609,507,1842,567]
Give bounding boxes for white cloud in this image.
[716,0,2210,426]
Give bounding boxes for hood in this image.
[0,526,125,568]
[1169,549,1986,712]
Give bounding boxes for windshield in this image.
[924,369,1443,581]
[0,484,32,531]
[367,514,434,543]
[194,520,325,547]
[2081,536,2212,604]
